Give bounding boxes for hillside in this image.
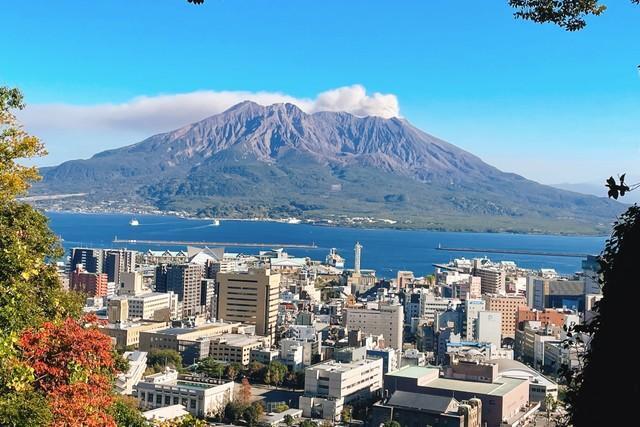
[32,102,623,234]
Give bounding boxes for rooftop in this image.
[386,365,527,397]
[309,358,381,373]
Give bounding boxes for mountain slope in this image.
[34,102,623,234]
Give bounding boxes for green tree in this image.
[0,390,52,427]
[225,362,243,381]
[284,414,295,426]
[196,357,224,378]
[224,401,245,424]
[383,421,401,427]
[299,421,318,427]
[111,396,147,427]
[340,405,352,424]
[265,361,287,388]
[147,349,183,372]
[0,86,84,425]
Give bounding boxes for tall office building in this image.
[463,298,486,340]
[475,266,506,295]
[165,264,204,318]
[216,268,280,341]
[343,304,404,349]
[483,294,527,339]
[477,311,502,347]
[69,248,104,274]
[104,249,136,283]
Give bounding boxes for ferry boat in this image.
[129,218,140,226]
[211,219,220,226]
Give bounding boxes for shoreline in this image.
[42,208,611,238]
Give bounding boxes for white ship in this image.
[129,218,139,226]
[212,219,220,226]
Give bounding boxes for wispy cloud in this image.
[18,85,400,165]
[20,85,399,134]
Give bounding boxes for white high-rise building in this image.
[463,298,486,340]
[477,311,502,347]
[299,358,383,420]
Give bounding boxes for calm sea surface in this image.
[46,212,607,277]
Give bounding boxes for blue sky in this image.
[1,0,639,185]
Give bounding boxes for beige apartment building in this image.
[483,294,528,338]
[101,321,170,349]
[475,267,506,295]
[138,321,241,353]
[343,304,404,349]
[208,334,270,366]
[216,268,280,341]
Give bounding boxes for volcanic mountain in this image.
[34,101,622,234]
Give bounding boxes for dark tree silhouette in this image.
[560,204,640,426]
[186,1,640,32]
[509,0,640,31]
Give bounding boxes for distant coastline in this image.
[40,207,611,238]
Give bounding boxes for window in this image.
[147,393,153,402]
[165,395,171,405]
[190,399,197,409]
[156,394,162,404]
[173,396,179,405]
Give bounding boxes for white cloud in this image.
[18,85,400,165]
[20,85,399,134]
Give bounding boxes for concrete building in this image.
[70,266,109,298]
[108,297,129,324]
[516,307,576,330]
[108,292,179,322]
[164,264,205,318]
[101,321,170,349]
[105,249,136,284]
[216,268,280,341]
[371,392,482,427]
[489,358,558,408]
[454,276,482,300]
[208,334,269,366]
[343,304,404,349]
[515,322,564,370]
[69,248,104,274]
[483,294,527,339]
[528,277,585,312]
[138,321,244,364]
[463,298,486,340]
[250,347,279,365]
[136,370,234,418]
[299,358,383,420]
[477,311,502,347]
[367,348,400,373]
[384,364,532,427]
[118,271,145,296]
[116,351,147,395]
[279,337,321,369]
[475,266,506,295]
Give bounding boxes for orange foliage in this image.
[18,314,118,426]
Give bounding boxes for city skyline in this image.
[1,0,639,185]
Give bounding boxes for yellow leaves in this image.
[0,86,46,201]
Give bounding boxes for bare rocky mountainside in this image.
[33,101,623,234]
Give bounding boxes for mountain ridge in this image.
[32,101,623,234]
